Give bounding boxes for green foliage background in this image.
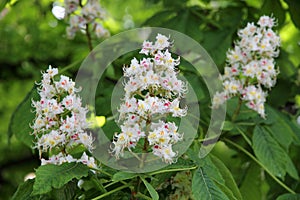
[1,0,300,199]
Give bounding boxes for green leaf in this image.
[265,106,295,151]
[202,156,225,185]
[192,166,230,200]
[11,179,37,200]
[150,171,176,189]
[222,121,235,131]
[143,10,175,27]
[112,171,138,182]
[261,0,286,26]
[285,153,299,180]
[215,182,238,200]
[210,155,243,200]
[277,193,300,200]
[0,0,10,12]
[284,0,300,29]
[32,162,89,195]
[49,181,78,200]
[140,176,159,200]
[184,73,206,101]
[240,162,267,200]
[8,85,37,147]
[252,126,287,178]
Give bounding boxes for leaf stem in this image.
[91,184,130,200]
[58,59,83,74]
[86,23,93,52]
[148,165,197,176]
[223,138,296,194]
[91,176,107,193]
[236,126,252,146]
[93,168,128,186]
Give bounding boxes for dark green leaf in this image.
[265,107,295,151]
[150,171,175,189]
[0,0,9,12]
[215,182,238,200]
[277,50,297,78]
[240,162,267,200]
[285,154,299,180]
[141,176,159,200]
[143,10,175,27]
[32,162,89,195]
[50,181,78,200]
[8,85,37,147]
[11,179,37,200]
[277,193,300,200]
[222,121,235,131]
[252,126,287,178]
[284,0,300,29]
[210,155,243,200]
[202,156,225,185]
[261,0,286,26]
[183,73,206,101]
[202,29,232,66]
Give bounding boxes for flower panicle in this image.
[53,0,109,39]
[212,15,280,118]
[111,34,187,164]
[31,65,97,170]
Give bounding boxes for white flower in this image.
[140,41,153,55]
[154,34,170,50]
[258,15,275,28]
[212,91,228,109]
[78,152,98,169]
[152,144,177,164]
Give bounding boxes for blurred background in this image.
[0,0,299,199]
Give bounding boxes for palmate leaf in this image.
[192,166,230,200]
[32,162,89,195]
[252,125,287,178]
[8,85,37,147]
